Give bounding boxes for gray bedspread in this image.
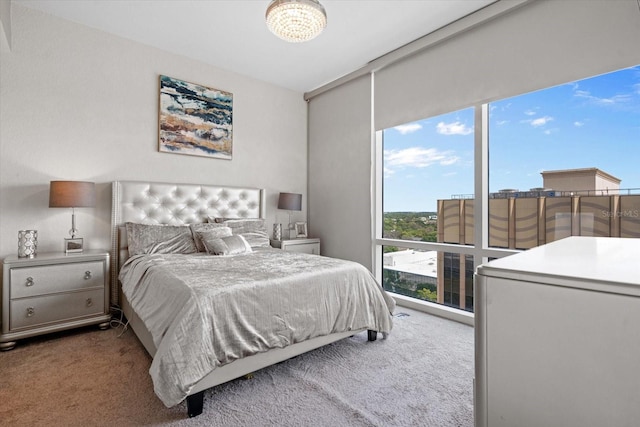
[119,249,395,407]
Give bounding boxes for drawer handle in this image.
[26,277,34,287]
[84,271,92,280]
[86,298,93,307]
[26,307,35,317]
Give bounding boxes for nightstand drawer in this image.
[10,261,105,298]
[283,242,319,254]
[270,238,321,255]
[10,289,105,330]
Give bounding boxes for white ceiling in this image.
[14,0,495,93]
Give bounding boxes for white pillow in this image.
[203,234,252,256]
[190,223,232,252]
[218,218,271,248]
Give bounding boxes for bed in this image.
[110,180,394,417]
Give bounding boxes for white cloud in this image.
[574,88,632,106]
[574,89,590,98]
[524,109,537,116]
[574,121,585,127]
[496,120,509,126]
[499,102,512,112]
[633,83,640,95]
[384,147,459,169]
[440,157,459,166]
[436,121,474,136]
[394,123,422,135]
[529,116,553,127]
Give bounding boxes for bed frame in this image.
[110,180,376,417]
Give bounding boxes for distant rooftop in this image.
[541,167,621,184]
[383,250,438,278]
[448,167,637,199]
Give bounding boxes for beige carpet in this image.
[0,308,473,426]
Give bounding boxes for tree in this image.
[416,287,437,302]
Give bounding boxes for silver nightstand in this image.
[270,238,321,255]
[1,250,111,351]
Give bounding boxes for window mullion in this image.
[474,104,489,268]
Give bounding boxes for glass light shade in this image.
[266,0,327,43]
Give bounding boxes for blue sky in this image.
[383,65,640,212]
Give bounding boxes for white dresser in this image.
[474,237,640,427]
[1,250,111,350]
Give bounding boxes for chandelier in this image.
[266,0,327,43]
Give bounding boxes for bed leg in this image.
[367,330,377,341]
[186,391,204,418]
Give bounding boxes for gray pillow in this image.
[219,218,271,248]
[203,234,252,256]
[125,223,197,256]
[189,223,232,252]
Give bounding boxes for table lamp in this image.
[277,192,302,239]
[49,181,96,253]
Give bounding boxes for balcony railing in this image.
[451,187,640,200]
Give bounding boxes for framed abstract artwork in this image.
[158,75,233,160]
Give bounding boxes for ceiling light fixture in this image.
[266,0,327,43]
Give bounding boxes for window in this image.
[488,66,640,247]
[380,108,474,311]
[376,65,640,315]
[382,108,475,228]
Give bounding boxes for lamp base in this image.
[64,237,84,253]
[288,227,298,239]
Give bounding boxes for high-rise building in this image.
[435,168,640,312]
[382,168,640,312]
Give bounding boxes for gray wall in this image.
[308,0,640,270]
[0,0,10,52]
[0,4,308,259]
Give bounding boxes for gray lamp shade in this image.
[277,192,302,211]
[49,181,96,208]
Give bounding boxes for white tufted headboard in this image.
[110,180,265,304]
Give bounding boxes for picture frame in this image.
[158,75,233,160]
[64,238,83,253]
[295,222,308,238]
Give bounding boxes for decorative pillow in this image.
[189,223,232,252]
[219,218,271,248]
[125,223,197,256]
[207,216,227,224]
[203,234,252,256]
